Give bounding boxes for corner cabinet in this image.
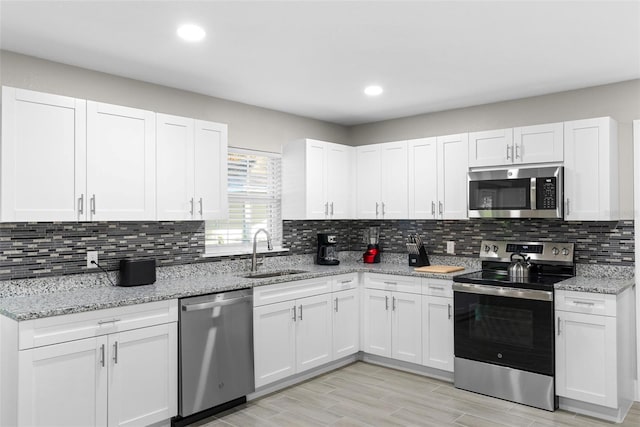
[356,141,408,219]
[3,300,178,427]
[468,123,563,168]
[282,139,354,220]
[555,288,635,422]
[156,113,228,220]
[408,134,468,219]
[564,117,618,221]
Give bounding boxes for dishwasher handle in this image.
[181,296,250,312]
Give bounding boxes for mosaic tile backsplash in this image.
[0,219,634,280]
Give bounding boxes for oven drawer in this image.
[555,290,616,316]
[363,273,421,294]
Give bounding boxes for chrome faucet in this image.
[251,228,273,272]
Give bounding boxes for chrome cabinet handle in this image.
[90,194,96,215]
[565,199,570,216]
[381,202,386,217]
[113,341,118,364]
[384,281,397,286]
[375,202,379,218]
[385,295,389,311]
[573,300,595,306]
[299,304,303,320]
[98,318,120,325]
[392,296,396,311]
[330,202,334,216]
[334,297,338,312]
[292,305,297,322]
[557,316,561,335]
[506,144,511,160]
[100,344,105,367]
[439,201,443,215]
[190,198,194,216]
[448,304,452,319]
[515,144,520,159]
[199,198,203,216]
[324,202,329,216]
[341,280,352,284]
[430,286,444,290]
[431,201,436,216]
[78,194,84,215]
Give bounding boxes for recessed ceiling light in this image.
[177,24,206,42]
[364,85,383,96]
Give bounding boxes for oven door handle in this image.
[452,282,553,302]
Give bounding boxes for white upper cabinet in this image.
[408,134,468,220]
[156,114,228,220]
[86,101,156,221]
[282,139,354,219]
[468,123,563,167]
[356,141,408,219]
[564,117,618,221]
[1,87,87,222]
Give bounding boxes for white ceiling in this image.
[1,1,639,126]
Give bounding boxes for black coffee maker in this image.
[316,233,340,265]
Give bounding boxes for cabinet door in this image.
[556,311,617,408]
[391,292,422,363]
[304,139,328,219]
[564,117,618,220]
[379,141,408,219]
[18,336,108,427]
[1,87,86,221]
[107,323,177,427]
[87,101,156,220]
[422,295,453,372]
[326,142,354,219]
[408,138,438,219]
[356,145,381,219]
[156,114,195,220]
[363,289,392,357]
[513,122,563,164]
[332,288,360,359]
[438,133,469,219]
[296,294,333,373]
[193,120,228,220]
[468,128,513,167]
[253,301,296,388]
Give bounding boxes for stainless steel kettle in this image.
[508,253,531,281]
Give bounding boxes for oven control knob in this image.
[497,353,503,359]
[561,248,570,256]
[552,247,559,256]
[484,245,490,252]
[492,245,499,253]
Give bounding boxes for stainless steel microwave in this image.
[468,166,563,218]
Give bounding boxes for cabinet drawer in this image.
[19,300,178,350]
[253,277,332,307]
[332,273,359,292]
[423,278,453,297]
[555,291,616,316]
[363,273,421,294]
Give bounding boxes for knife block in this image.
[409,246,430,267]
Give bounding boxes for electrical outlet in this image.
[446,241,455,254]
[87,251,98,268]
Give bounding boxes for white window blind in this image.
[206,148,282,254]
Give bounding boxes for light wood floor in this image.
[194,362,640,427]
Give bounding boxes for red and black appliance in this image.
[362,226,381,263]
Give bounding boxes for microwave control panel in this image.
[536,177,557,209]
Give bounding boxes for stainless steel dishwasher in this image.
[176,288,254,424]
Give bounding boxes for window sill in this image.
[202,246,290,258]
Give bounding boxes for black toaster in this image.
[119,259,156,286]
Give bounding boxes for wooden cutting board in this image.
[414,265,465,274]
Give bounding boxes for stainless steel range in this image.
[452,240,575,411]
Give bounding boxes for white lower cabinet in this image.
[422,295,454,372]
[14,301,178,427]
[363,284,422,364]
[253,278,335,388]
[332,288,360,359]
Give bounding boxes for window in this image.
[205,148,282,255]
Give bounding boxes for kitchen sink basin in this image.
[240,269,309,279]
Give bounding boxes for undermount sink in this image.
[240,269,308,279]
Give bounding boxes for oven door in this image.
[453,283,554,376]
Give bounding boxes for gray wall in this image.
[349,79,640,219]
[0,50,350,152]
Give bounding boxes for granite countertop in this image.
[0,260,476,321]
[555,276,635,295]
